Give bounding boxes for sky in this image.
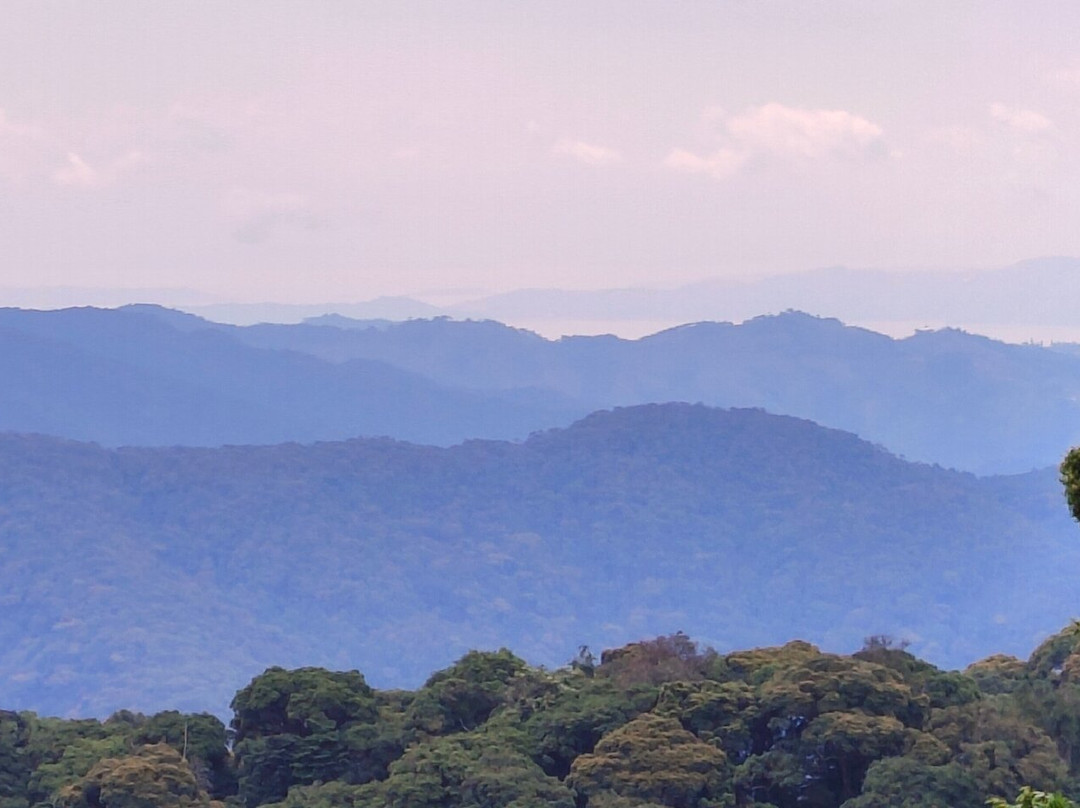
[3,1,1080,304]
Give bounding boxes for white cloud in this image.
[51,149,149,188]
[553,138,622,166]
[989,103,1053,134]
[666,103,885,181]
[52,152,99,187]
[664,147,746,180]
[0,106,154,189]
[726,103,884,158]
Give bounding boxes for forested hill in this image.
[6,304,1080,472]
[1,403,1077,717]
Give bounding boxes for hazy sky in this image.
[3,2,1080,303]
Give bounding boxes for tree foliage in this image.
[231,668,380,807]
[1061,447,1080,523]
[567,713,728,808]
[55,743,210,808]
[989,786,1079,808]
[1,633,1080,808]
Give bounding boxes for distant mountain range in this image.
[4,304,1080,472]
[7,256,1080,338]
[449,256,1080,327]
[171,257,1080,338]
[1,404,1076,717]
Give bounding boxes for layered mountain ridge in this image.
[3,304,1080,472]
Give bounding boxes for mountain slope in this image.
[0,306,588,447]
[0,404,1075,716]
[8,304,1080,471]
[225,310,1080,473]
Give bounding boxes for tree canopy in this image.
[1061,447,1080,523]
[2,631,1080,808]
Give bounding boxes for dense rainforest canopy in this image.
[7,629,1080,808]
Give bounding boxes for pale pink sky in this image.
[2,1,1080,303]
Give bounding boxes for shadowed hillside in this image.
[0,306,586,447]
[5,305,1080,471]
[141,306,1080,472]
[0,404,1076,716]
